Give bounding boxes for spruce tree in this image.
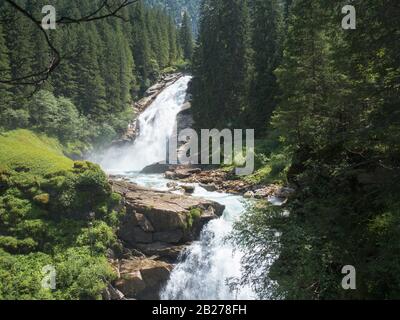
[0,23,12,125]
[247,0,283,136]
[180,11,194,61]
[192,0,251,130]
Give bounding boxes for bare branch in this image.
[0,0,138,87]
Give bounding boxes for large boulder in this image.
[140,162,172,174]
[135,242,188,262]
[112,180,225,246]
[114,257,172,300]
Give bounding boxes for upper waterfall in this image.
[96,76,191,173]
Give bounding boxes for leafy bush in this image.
[28,91,90,145]
[0,131,123,299]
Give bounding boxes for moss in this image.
[33,193,50,205]
[187,207,202,229]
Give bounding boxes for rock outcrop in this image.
[108,179,225,300]
[114,257,172,300]
[162,165,295,199]
[112,180,225,247]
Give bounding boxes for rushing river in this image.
[94,76,256,300]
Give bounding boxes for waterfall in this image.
[95,75,260,300]
[97,76,191,172]
[160,187,255,300]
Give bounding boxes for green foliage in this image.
[192,0,252,130]
[232,0,400,300]
[28,91,89,144]
[180,11,194,61]
[0,131,123,299]
[0,248,115,300]
[246,0,283,137]
[0,0,184,145]
[0,130,73,175]
[187,207,202,229]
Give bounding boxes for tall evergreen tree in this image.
[192,0,251,130]
[246,0,283,136]
[0,23,12,125]
[180,11,194,61]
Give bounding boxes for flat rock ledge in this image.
[105,179,225,300]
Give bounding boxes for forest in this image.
[0,0,193,154]
[0,0,193,299]
[0,0,399,301]
[190,0,400,299]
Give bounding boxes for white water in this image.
[94,76,257,300]
[127,173,256,300]
[97,76,191,173]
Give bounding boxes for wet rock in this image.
[165,171,176,180]
[141,162,171,174]
[181,185,195,194]
[176,103,194,133]
[166,182,179,190]
[275,187,295,198]
[103,283,125,300]
[164,167,202,180]
[199,183,218,192]
[244,191,254,199]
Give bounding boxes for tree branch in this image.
[0,0,138,87]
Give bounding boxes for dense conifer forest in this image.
[190,0,400,299]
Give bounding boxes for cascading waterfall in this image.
[94,75,258,300]
[160,187,255,300]
[97,76,191,173]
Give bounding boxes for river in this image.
[94,76,257,300]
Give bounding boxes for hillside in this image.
[0,130,122,299]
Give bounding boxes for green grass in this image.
[0,129,73,175]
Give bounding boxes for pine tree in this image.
[273,0,333,150]
[192,0,251,130]
[247,0,283,136]
[75,25,107,118]
[180,11,194,61]
[130,1,152,91]
[167,16,179,64]
[0,23,12,125]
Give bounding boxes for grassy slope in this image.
[0,129,73,175]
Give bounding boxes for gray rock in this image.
[182,185,195,194]
[153,230,184,244]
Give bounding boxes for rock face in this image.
[112,180,225,247]
[176,102,194,133]
[114,257,172,300]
